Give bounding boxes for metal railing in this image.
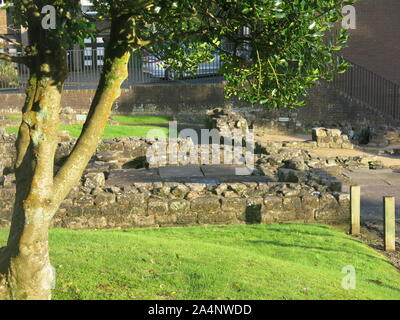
[2,49,400,123]
[0,48,225,91]
[326,60,400,122]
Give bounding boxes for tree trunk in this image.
[0,61,65,299]
[0,16,134,300]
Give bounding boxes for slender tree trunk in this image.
[0,57,66,299]
[0,16,134,300]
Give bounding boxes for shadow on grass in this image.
[367,280,400,294]
[243,240,386,262]
[260,227,336,238]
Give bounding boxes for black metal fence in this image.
[2,50,400,123]
[0,48,225,91]
[327,60,400,122]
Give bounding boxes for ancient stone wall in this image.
[311,128,354,149]
[0,178,350,230]
[0,131,351,229]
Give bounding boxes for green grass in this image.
[6,125,169,139]
[1,224,399,300]
[6,115,22,120]
[6,127,19,135]
[113,115,170,125]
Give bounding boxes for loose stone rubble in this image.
[365,127,400,147]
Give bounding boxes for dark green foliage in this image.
[7,0,355,107]
[93,0,357,108]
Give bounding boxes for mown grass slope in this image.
[1,224,398,300]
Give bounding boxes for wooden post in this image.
[384,197,396,252]
[350,185,361,235]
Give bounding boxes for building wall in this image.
[0,83,396,130]
[0,9,7,35]
[343,0,400,84]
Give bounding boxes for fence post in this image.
[383,197,396,252]
[350,185,361,235]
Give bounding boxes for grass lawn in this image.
[113,115,170,125]
[6,115,22,120]
[6,125,169,139]
[1,224,399,300]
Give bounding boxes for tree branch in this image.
[0,53,28,64]
[0,35,25,48]
[52,18,134,205]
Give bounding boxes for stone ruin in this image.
[3,108,399,230]
[359,126,400,147]
[206,108,250,137]
[0,127,352,229]
[5,103,400,229]
[312,128,354,149]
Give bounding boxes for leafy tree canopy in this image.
[9,0,355,107]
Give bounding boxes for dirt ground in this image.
[257,133,310,142]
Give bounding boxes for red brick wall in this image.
[0,84,395,128]
[0,9,8,35]
[342,0,400,84]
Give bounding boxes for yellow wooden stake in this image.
[350,185,361,235]
[384,197,396,252]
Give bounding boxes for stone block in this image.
[312,128,327,141]
[190,197,220,214]
[176,213,198,225]
[198,212,237,224]
[221,198,247,213]
[169,200,190,214]
[148,199,169,215]
[315,194,340,220]
[301,195,319,221]
[83,172,105,189]
[155,214,177,226]
[95,193,116,207]
[133,215,156,228]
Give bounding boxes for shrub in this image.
[0,60,20,87]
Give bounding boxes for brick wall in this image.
[343,0,400,84]
[0,83,396,129]
[0,9,7,35]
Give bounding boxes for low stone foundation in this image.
[0,178,350,230]
[311,127,354,149]
[0,130,352,230]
